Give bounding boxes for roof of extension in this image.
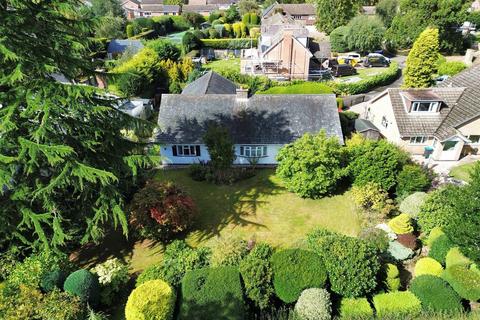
[107,39,144,54]
[182,71,237,95]
[355,119,379,133]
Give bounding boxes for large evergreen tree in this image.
[403,27,439,88]
[0,0,158,249]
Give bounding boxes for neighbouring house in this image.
[262,2,316,26]
[358,65,480,161]
[188,0,237,10]
[182,4,219,16]
[155,71,344,165]
[116,99,153,120]
[122,0,143,19]
[107,39,144,59]
[141,0,181,16]
[240,13,317,80]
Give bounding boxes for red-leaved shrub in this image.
[129,181,196,241]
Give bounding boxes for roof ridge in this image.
[433,87,469,139]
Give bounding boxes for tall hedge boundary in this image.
[200,38,258,49]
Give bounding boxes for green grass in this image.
[450,161,479,182]
[203,58,240,74]
[335,67,388,82]
[259,82,334,94]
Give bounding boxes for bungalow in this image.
[121,0,143,19]
[182,4,219,16]
[188,0,237,10]
[359,65,480,161]
[155,71,344,165]
[141,0,181,16]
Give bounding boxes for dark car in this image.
[332,64,357,77]
[363,55,391,67]
[308,69,333,81]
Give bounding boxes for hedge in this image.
[270,249,327,303]
[63,269,100,306]
[414,257,443,277]
[330,62,400,95]
[339,297,373,319]
[442,265,480,301]
[200,38,258,49]
[179,267,245,320]
[446,247,472,269]
[372,291,421,319]
[410,275,463,314]
[429,233,454,265]
[125,280,175,320]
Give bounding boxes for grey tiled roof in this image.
[262,3,315,17]
[435,65,480,140]
[182,71,237,95]
[107,39,144,54]
[182,4,218,12]
[355,119,379,132]
[386,87,465,137]
[141,0,163,5]
[156,94,343,145]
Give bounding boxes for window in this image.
[443,141,457,151]
[411,101,439,113]
[239,145,267,158]
[469,135,480,143]
[381,116,388,128]
[172,145,201,157]
[409,136,427,144]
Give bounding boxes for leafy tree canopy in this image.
[314,0,362,34]
[0,0,158,249]
[345,15,385,53]
[376,0,398,28]
[90,0,125,18]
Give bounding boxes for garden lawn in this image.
[203,58,240,74]
[258,82,334,94]
[335,67,388,82]
[450,161,479,182]
[156,169,361,247]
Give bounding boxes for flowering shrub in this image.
[129,181,196,241]
[91,258,129,306]
[294,288,331,320]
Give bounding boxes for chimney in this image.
[236,88,249,101]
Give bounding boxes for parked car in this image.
[347,52,363,62]
[363,54,391,67]
[332,64,357,77]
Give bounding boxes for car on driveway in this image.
[363,54,391,67]
[332,64,357,77]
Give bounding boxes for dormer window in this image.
[411,101,439,113]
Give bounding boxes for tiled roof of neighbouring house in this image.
[107,39,144,54]
[141,0,163,5]
[263,3,315,18]
[182,4,218,12]
[142,4,180,12]
[182,71,237,95]
[156,92,343,145]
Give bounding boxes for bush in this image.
[446,247,472,269]
[425,226,444,247]
[270,249,327,303]
[0,284,43,319]
[129,180,196,241]
[388,214,414,235]
[385,263,400,292]
[437,61,466,76]
[179,267,245,320]
[203,124,236,171]
[429,233,454,265]
[387,240,414,261]
[397,233,417,250]
[63,269,100,305]
[40,269,67,292]
[239,243,274,309]
[345,15,385,53]
[410,275,462,314]
[91,258,129,306]
[396,164,431,198]
[125,280,175,320]
[418,185,460,233]
[330,26,349,52]
[442,266,480,301]
[306,229,380,297]
[359,227,390,252]
[136,240,210,287]
[115,71,143,97]
[146,39,180,61]
[200,38,257,49]
[339,297,373,320]
[373,291,421,319]
[351,182,395,217]
[399,192,427,218]
[294,288,331,320]
[209,236,248,267]
[38,289,85,320]
[414,257,443,277]
[276,131,347,199]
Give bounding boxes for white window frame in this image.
[175,145,199,157]
[381,116,388,128]
[411,101,439,113]
[239,145,267,158]
[409,136,427,144]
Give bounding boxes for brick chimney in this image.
[236,88,249,101]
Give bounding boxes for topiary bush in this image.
[239,243,274,310]
[446,247,472,269]
[40,269,67,292]
[339,297,373,320]
[429,233,454,265]
[388,213,414,235]
[294,288,331,320]
[306,229,380,297]
[410,275,463,314]
[270,249,327,303]
[63,269,100,306]
[385,263,400,292]
[399,192,427,218]
[387,240,414,261]
[396,164,431,198]
[442,266,480,301]
[179,267,245,320]
[209,236,248,267]
[125,280,175,320]
[372,291,421,319]
[414,257,443,277]
[417,186,459,234]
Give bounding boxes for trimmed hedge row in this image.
[200,38,258,49]
[372,291,421,319]
[339,297,373,319]
[410,275,463,314]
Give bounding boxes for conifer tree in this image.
[0,0,158,249]
[403,28,439,88]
